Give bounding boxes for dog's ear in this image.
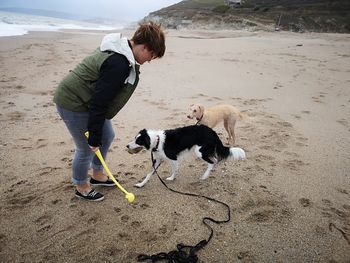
[198,104,204,115]
[138,129,151,150]
[142,133,151,150]
[139,129,147,135]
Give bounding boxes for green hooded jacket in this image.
[53,33,140,119]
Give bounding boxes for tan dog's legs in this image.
[223,119,231,145]
[229,129,235,145]
[229,118,236,145]
[224,119,236,145]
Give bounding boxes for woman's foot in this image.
[90,177,115,187]
[75,183,104,201]
[91,170,115,187]
[92,170,108,181]
[75,189,104,201]
[76,182,92,194]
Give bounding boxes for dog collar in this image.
[196,114,203,124]
[152,135,160,152]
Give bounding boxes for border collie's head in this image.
[126,129,150,154]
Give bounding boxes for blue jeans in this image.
[56,106,115,185]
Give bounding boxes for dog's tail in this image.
[228,147,246,160]
[216,142,246,161]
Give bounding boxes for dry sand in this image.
[0,28,349,263]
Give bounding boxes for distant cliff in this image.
[143,0,350,33]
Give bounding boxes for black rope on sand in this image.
[137,154,231,263]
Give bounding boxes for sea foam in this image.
[0,11,123,37]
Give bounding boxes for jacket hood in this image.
[100,33,137,85]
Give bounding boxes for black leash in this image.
[137,153,231,263]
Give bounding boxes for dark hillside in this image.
[143,0,350,33]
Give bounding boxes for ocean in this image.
[0,11,124,37]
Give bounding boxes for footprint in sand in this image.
[55,141,66,146]
[88,215,99,224]
[277,121,293,128]
[237,251,255,261]
[10,179,27,188]
[34,213,53,233]
[247,208,291,224]
[336,119,348,127]
[254,154,275,162]
[157,105,168,110]
[0,233,6,247]
[301,110,311,114]
[242,99,260,106]
[311,95,325,103]
[114,207,122,213]
[198,202,210,210]
[117,231,130,240]
[274,82,283,89]
[124,171,134,177]
[164,116,175,121]
[140,203,150,210]
[297,136,308,142]
[36,138,48,149]
[131,221,141,228]
[283,159,307,171]
[3,101,15,109]
[291,114,301,119]
[319,200,350,246]
[158,225,168,234]
[38,166,62,176]
[284,151,299,158]
[299,198,312,207]
[188,93,208,99]
[42,102,54,108]
[140,230,158,242]
[103,246,122,257]
[343,204,350,210]
[6,111,25,121]
[38,225,52,233]
[121,215,129,223]
[51,199,62,205]
[240,192,292,225]
[7,193,37,207]
[296,136,308,147]
[133,164,145,169]
[335,188,349,195]
[322,199,333,206]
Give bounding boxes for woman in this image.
[53,22,165,201]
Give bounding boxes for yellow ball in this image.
[126,193,135,203]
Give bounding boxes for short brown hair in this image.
[131,22,165,58]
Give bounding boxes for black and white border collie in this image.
[127,125,246,188]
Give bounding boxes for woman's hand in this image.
[89,145,99,152]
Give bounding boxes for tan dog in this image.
[187,104,243,145]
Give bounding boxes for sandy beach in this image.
[0,28,349,262]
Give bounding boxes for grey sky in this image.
[0,0,181,21]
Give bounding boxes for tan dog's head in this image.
[187,104,204,120]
